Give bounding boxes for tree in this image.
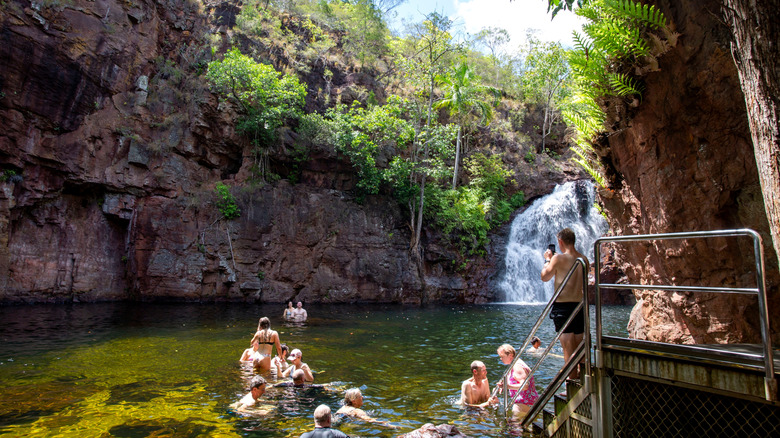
[394,12,462,255]
[522,38,570,153]
[474,27,510,84]
[721,0,780,269]
[435,61,498,189]
[206,48,306,180]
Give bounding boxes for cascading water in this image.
[499,181,609,303]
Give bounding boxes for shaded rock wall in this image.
[0,0,523,304]
[598,0,779,343]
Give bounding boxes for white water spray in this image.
[499,181,608,303]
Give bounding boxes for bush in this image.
[215,182,241,220]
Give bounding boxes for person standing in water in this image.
[240,339,262,363]
[291,301,308,321]
[282,302,294,320]
[460,360,496,409]
[495,344,539,417]
[250,317,282,372]
[282,348,314,382]
[541,227,589,379]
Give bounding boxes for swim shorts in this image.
[550,302,585,334]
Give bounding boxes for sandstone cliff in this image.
[0,0,583,303]
[595,0,779,343]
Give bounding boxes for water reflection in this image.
[0,303,631,437]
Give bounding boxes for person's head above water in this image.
[288,348,302,362]
[313,404,332,427]
[343,388,363,407]
[292,369,306,386]
[531,337,541,348]
[297,301,303,308]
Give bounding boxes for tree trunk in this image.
[452,125,461,189]
[722,0,780,269]
[540,103,549,153]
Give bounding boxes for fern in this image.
[605,0,666,29]
[608,73,644,96]
[565,0,670,187]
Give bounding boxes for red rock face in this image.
[0,0,502,304]
[599,0,779,343]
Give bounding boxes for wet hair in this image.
[470,360,484,373]
[292,369,305,385]
[257,317,271,331]
[557,228,576,246]
[280,343,289,354]
[498,344,516,358]
[344,388,362,406]
[531,337,541,346]
[313,404,331,425]
[250,375,266,390]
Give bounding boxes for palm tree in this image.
[436,62,499,189]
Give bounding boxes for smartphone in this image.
[547,244,556,254]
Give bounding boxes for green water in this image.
[0,303,631,437]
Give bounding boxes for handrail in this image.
[494,258,590,420]
[593,228,775,402]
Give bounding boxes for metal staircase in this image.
[496,229,778,437]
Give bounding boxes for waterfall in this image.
[499,181,608,303]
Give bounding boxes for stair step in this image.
[566,378,582,399]
[554,394,567,414]
[531,420,545,437]
[542,407,555,428]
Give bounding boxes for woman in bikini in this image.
[282,302,294,320]
[250,317,282,372]
[495,343,539,417]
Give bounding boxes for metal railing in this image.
[593,228,775,402]
[492,258,592,425]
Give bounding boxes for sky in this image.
[389,0,585,49]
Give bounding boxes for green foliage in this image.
[563,0,670,186]
[207,48,306,142]
[422,153,517,256]
[303,97,415,202]
[0,169,17,182]
[206,47,306,179]
[215,182,241,220]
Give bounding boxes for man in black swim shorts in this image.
[541,228,589,379]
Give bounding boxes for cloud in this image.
[453,0,585,48]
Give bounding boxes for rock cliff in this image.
[596,0,779,343]
[0,0,582,303]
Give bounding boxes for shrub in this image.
[215,182,241,220]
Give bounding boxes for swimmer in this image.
[249,317,282,372]
[336,388,398,428]
[232,376,269,413]
[240,339,262,363]
[291,301,308,322]
[282,301,294,320]
[460,360,497,409]
[526,337,542,354]
[274,369,333,389]
[271,343,290,376]
[301,405,348,438]
[282,348,313,382]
